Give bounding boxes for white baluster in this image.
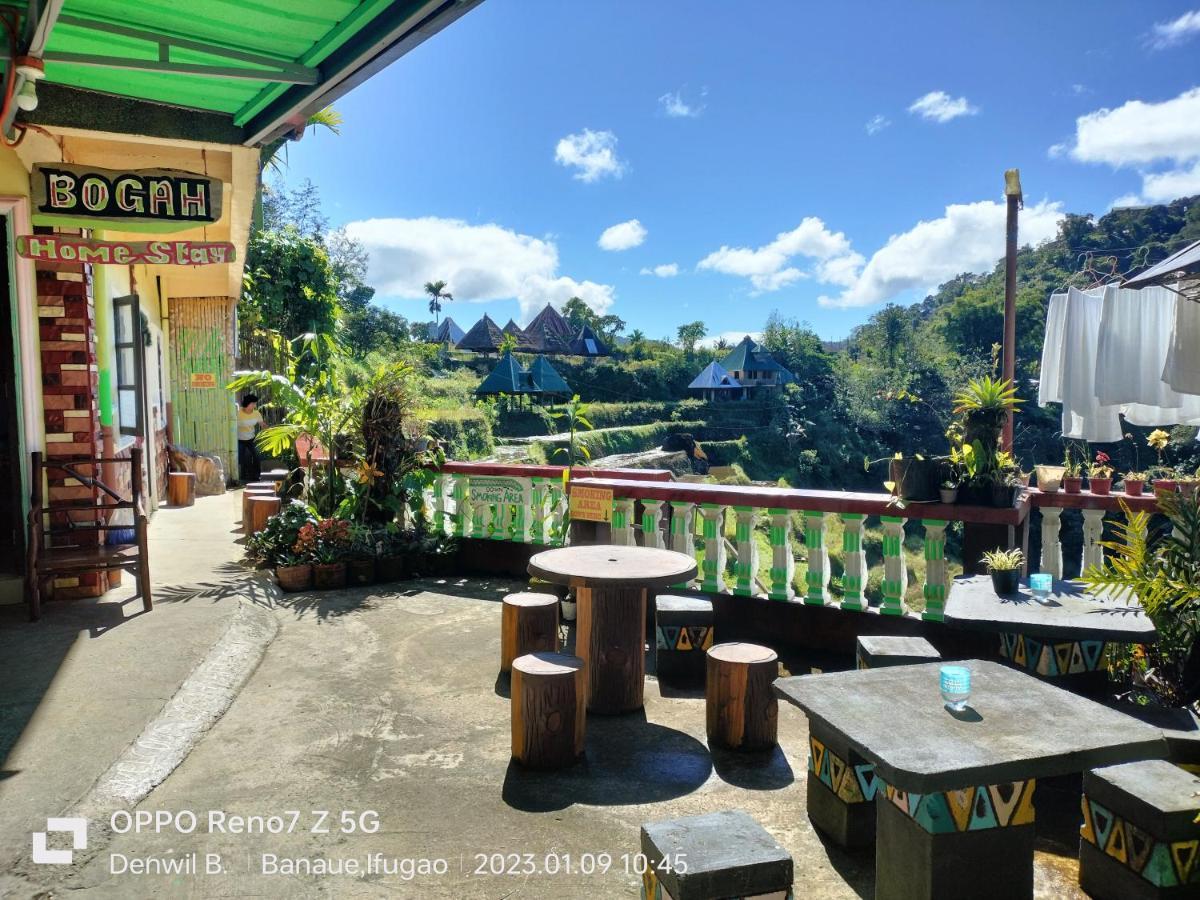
[921,519,948,622]
[530,477,549,545]
[732,506,760,597]
[1081,509,1106,574]
[641,499,666,549]
[840,513,867,611]
[802,511,831,605]
[699,504,728,593]
[612,497,637,546]
[670,501,696,586]
[1040,507,1063,579]
[767,508,795,601]
[880,516,908,616]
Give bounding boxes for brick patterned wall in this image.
[35,227,106,599]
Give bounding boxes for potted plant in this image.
[939,479,958,504]
[982,548,1024,596]
[1121,471,1148,497]
[245,501,317,591]
[298,518,351,589]
[1147,430,1178,494]
[886,453,940,502]
[275,551,313,592]
[953,376,1023,450]
[1034,463,1065,493]
[1178,472,1200,500]
[1062,447,1083,494]
[1088,451,1113,495]
[375,527,408,582]
[346,524,377,586]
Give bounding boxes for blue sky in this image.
[281,1,1200,342]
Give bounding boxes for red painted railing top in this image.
[436,461,674,482]
[570,477,1030,525]
[1028,488,1160,514]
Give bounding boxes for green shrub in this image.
[421,406,495,459]
[533,420,706,461]
[702,438,749,466]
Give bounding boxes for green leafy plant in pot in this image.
[953,376,1022,454]
[982,548,1024,596]
[1062,446,1084,493]
[1088,451,1113,495]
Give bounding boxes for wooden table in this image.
[775,660,1167,899]
[944,575,1157,679]
[528,545,697,714]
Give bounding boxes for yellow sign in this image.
[569,486,613,523]
[189,372,217,388]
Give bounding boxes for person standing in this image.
[237,394,265,483]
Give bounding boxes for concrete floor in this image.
[2,490,1088,898]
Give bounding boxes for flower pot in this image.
[990,569,1020,595]
[312,561,347,590]
[1180,482,1199,499]
[276,563,313,592]
[1063,476,1083,494]
[888,456,940,502]
[376,554,407,582]
[1034,464,1065,493]
[348,557,376,586]
[1122,479,1145,497]
[1089,477,1112,496]
[1153,478,1178,496]
[939,488,958,504]
[560,599,577,622]
[990,483,1016,508]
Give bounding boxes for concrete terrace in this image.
[0,493,1091,898]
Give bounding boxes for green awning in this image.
[3,0,483,146]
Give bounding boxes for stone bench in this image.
[1080,760,1200,898]
[640,809,793,900]
[856,635,941,670]
[500,593,559,674]
[655,595,714,684]
[806,718,882,849]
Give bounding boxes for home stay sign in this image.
[16,234,235,266]
[31,164,221,231]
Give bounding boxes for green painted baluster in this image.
[732,506,759,597]
[767,508,795,601]
[530,477,548,545]
[922,519,948,621]
[670,501,696,587]
[803,511,830,605]
[453,475,469,538]
[641,499,666,549]
[699,503,727,593]
[611,497,636,546]
[880,516,907,615]
[840,513,867,611]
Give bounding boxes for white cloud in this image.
[819,199,1064,308]
[865,114,890,136]
[907,90,979,123]
[697,217,862,293]
[640,263,680,278]
[554,129,627,182]
[1150,9,1200,49]
[659,88,706,118]
[1117,161,1200,207]
[1067,87,1200,166]
[598,218,647,251]
[1071,83,1091,96]
[343,216,615,321]
[699,331,762,350]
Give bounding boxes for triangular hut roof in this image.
[688,361,742,390]
[430,316,465,344]
[568,323,610,356]
[526,303,575,342]
[476,352,533,395]
[524,322,572,354]
[528,356,571,395]
[456,314,506,352]
[502,318,537,350]
[719,336,795,382]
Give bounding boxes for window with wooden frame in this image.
[113,294,144,438]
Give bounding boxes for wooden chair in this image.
[26,448,152,621]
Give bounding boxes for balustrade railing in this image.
[425,461,1162,621]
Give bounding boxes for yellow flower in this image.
[1147,429,1170,452]
[356,460,384,484]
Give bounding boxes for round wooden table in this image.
[528,545,698,714]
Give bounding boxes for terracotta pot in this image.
[348,557,376,586]
[1154,479,1178,496]
[1063,476,1083,494]
[1089,477,1112,496]
[312,561,347,590]
[991,569,1020,595]
[1034,464,1065,493]
[276,563,313,592]
[1122,479,1145,497]
[376,555,407,582]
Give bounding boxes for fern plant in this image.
[1080,493,1200,707]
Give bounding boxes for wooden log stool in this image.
[655,595,714,685]
[640,809,793,900]
[510,652,586,770]
[167,471,196,507]
[500,593,560,674]
[1080,760,1200,898]
[246,494,281,536]
[856,635,941,670]
[242,482,277,532]
[706,642,779,752]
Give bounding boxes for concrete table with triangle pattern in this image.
[943,575,1157,681]
[775,660,1167,900]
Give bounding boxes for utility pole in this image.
[1001,169,1022,452]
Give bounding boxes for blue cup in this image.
[1030,572,1052,604]
[940,665,971,711]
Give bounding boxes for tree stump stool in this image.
[261,468,289,484]
[510,652,586,770]
[167,471,196,507]
[655,595,714,685]
[1080,760,1200,898]
[501,593,560,674]
[242,483,277,532]
[856,635,941,670]
[640,809,793,900]
[706,642,779,752]
[246,494,281,536]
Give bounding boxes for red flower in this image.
[1095,451,1110,463]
